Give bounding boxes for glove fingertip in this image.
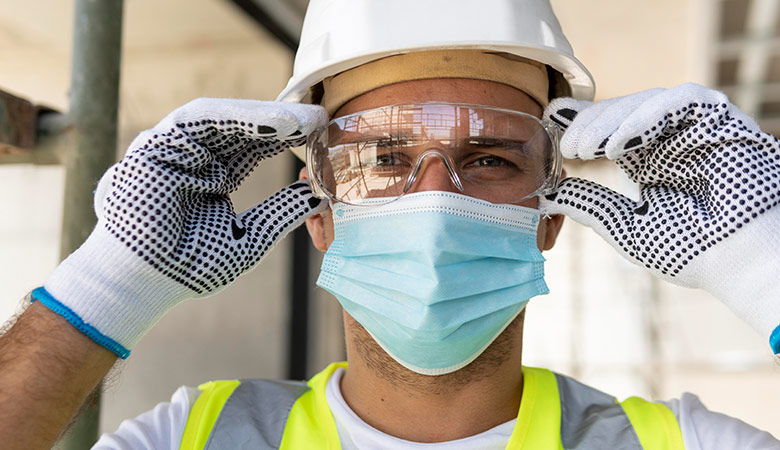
[307,195,329,214]
[244,180,328,230]
[290,103,328,137]
[544,97,588,128]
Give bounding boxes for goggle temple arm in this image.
[542,120,565,195]
[304,129,332,202]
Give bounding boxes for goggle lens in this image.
[307,103,562,206]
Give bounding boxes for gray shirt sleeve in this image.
[663,392,780,450]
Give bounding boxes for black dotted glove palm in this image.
[539,84,780,353]
[37,99,328,357]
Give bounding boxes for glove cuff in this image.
[771,326,780,354]
[31,286,130,358]
[40,226,190,355]
[693,207,780,353]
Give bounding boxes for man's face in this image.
[305,77,564,253]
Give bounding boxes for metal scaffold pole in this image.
[54,0,124,448]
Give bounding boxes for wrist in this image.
[42,226,191,354]
[31,287,130,358]
[694,207,780,351]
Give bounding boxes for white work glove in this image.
[32,99,328,358]
[539,83,780,353]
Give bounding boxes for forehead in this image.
[334,78,543,119]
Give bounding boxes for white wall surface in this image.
[0,0,776,440]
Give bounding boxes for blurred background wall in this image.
[0,0,777,440]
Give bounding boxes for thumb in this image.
[239,180,327,246]
[540,178,642,266]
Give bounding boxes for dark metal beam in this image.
[227,0,304,51]
[0,90,37,153]
[287,159,311,380]
[0,90,71,165]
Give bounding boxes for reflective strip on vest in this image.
[621,396,685,450]
[557,373,645,449]
[179,363,683,450]
[179,380,240,449]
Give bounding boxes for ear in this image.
[541,213,565,251]
[300,166,332,252]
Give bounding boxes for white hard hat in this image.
[276,0,595,104]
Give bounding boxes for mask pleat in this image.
[321,253,546,301]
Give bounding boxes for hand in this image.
[33,99,328,357]
[539,83,780,353]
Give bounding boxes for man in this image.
[0,0,778,448]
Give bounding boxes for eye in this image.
[472,155,510,167]
[461,138,530,170]
[365,137,415,167]
[375,152,404,167]
[462,154,521,175]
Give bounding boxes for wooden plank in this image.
[0,90,38,154]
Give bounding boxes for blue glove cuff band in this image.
[770,324,780,355]
[31,287,130,359]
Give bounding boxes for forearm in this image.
[0,299,117,449]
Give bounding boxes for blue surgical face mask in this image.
[317,191,549,376]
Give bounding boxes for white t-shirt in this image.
[93,368,780,449]
[324,368,517,450]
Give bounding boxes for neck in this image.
[339,312,525,443]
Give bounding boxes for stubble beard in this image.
[345,309,525,395]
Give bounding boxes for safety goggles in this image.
[306,102,563,206]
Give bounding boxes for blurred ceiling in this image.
[713,0,780,135]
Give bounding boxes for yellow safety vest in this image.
[180,362,684,449]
